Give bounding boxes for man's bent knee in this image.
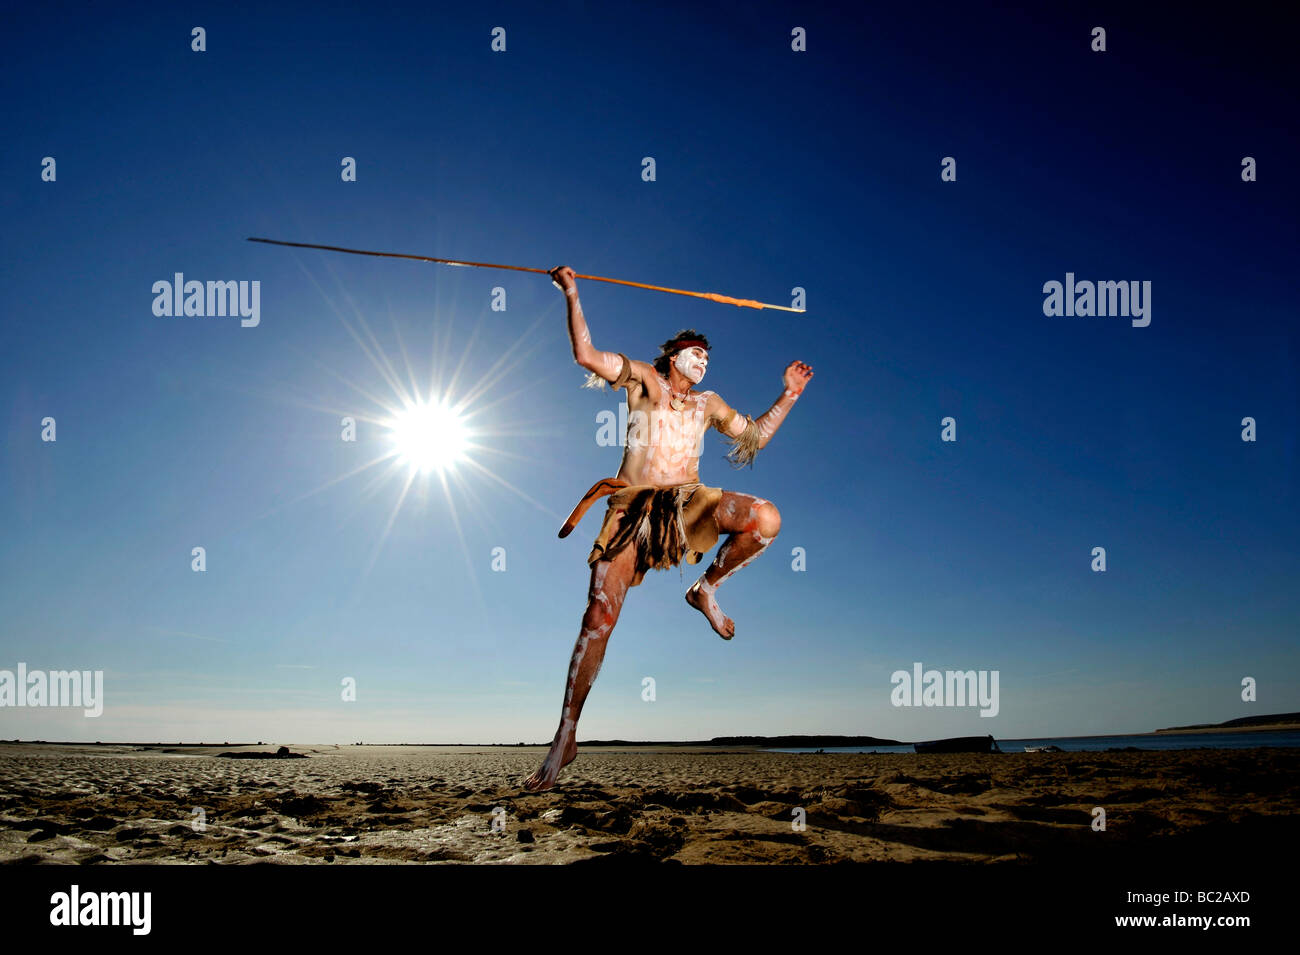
[756,502,781,539]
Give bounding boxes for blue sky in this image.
[1,2,1295,744]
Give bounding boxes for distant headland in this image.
[1154,712,1300,734]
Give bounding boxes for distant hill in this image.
[4,734,908,748]
[578,735,904,747]
[1155,712,1300,732]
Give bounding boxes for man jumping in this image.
[522,265,813,792]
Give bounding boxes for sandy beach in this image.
[1,742,1296,864]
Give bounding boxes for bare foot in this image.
[685,579,735,640]
[522,734,578,792]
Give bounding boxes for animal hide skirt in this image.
[585,482,724,588]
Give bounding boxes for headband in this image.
[672,339,709,354]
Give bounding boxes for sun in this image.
[389,400,470,475]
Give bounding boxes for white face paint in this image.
[674,347,708,385]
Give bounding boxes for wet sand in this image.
[1,743,1296,864]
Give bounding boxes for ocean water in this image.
[764,729,1300,754]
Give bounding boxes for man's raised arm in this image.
[754,361,814,446]
[708,360,814,467]
[552,265,625,384]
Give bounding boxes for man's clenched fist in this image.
[550,265,577,293]
[783,360,814,394]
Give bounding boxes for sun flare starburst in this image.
[388,400,470,475]
[261,257,568,588]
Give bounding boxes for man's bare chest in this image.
[624,390,709,453]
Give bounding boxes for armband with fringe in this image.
[725,414,762,469]
[582,352,632,391]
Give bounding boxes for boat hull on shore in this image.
[914,735,1002,754]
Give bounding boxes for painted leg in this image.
[685,492,781,639]
[522,543,637,792]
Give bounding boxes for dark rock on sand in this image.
[215,746,307,759]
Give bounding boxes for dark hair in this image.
[652,328,711,377]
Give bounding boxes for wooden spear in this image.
[247,237,804,312]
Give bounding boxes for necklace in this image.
[669,386,689,411]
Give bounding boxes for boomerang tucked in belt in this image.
[558,478,631,538]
